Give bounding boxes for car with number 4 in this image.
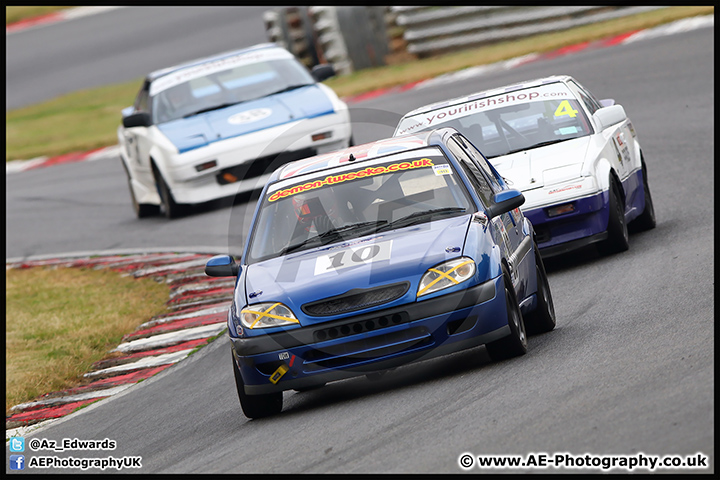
[205,127,556,418]
[117,43,352,218]
[394,75,656,257]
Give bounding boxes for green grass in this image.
[5,6,74,25]
[5,266,170,414]
[5,6,713,162]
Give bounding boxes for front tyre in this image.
[232,350,283,419]
[597,179,629,255]
[121,161,159,218]
[524,242,556,335]
[485,268,528,361]
[153,164,188,219]
[629,158,656,232]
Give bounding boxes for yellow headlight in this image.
[417,257,476,297]
[239,302,299,329]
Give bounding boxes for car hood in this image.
[489,137,591,191]
[157,85,335,153]
[243,215,471,325]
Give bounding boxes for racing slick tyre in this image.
[523,242,556,335]
[485,267,528,361]
[121,161,159,218]
[597,178,629,256]
[232,350,283,419]
[629,158,657,232]
[153,164,188,219]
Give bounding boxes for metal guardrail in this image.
[392,6,666,57]
[264,6,668,72]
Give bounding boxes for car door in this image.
[447,135,528,285]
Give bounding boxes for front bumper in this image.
[232,275,508,395]
[523,189,609,257]
[164,112,352,204]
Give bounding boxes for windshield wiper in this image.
[376,207,467,232]
[494,139,567,157]
[183,101,243,118]
[319,221,388,239]
[277,221,388,256]
[269,84,313,95]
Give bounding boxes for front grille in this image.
[303,326,433,372]
[302,282,410,317]
[313,311,409,342]
[216,147,316,185]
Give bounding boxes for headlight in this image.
[239,302,299,329]
[417,257,476,297]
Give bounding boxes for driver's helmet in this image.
[292,190,340,233]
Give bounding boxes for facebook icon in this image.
[10,454,25,470]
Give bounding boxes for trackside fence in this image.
[263,6,667,73]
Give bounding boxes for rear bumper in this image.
[232,275,509,395]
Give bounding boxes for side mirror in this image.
[122,111,152,128]
[593,104,627,130]
[311,64,336,82]
[485,189,525,219]
[205,255,240,277]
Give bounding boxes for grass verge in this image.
[5,6,713,162]
[5,266,170,414]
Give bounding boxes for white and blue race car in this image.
[394,75,656,257]
[205,128,555,418]
[117,43,352,218]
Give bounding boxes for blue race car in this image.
[206,127,555,418]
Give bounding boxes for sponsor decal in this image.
[396,83,575,135]
[150,48,293,96]
[433,164,453,176]
[549,184,583,195]
[228,108,272,124]
[269,158,435,202]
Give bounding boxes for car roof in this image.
[272,129,454,182]
[401,74,576,118]
[146,43,282,82]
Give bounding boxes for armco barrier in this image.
[264,6,668,69]
[392,5,665,57]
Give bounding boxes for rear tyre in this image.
[153,165,188,219]
[524,242,556,335]
[597,179,629,255]
[629,159,656,232]
[232,350,283,419]
[122,161,159,218]
[485,268,528,361]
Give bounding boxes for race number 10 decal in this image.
[314,240,393,275]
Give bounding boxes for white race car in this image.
[118,43,353,218]
[394,75,656,257]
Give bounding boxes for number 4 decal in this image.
[554,100,578,118]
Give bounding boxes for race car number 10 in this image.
[314,240,393,275]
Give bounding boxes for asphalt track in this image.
[5,12,714,474]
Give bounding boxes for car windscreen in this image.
[246,147,475,264]
[396,83,593,158]
[150,52,314,124]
